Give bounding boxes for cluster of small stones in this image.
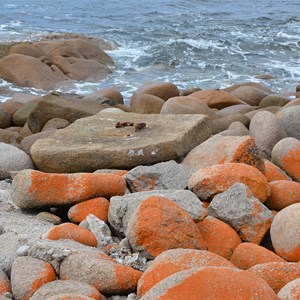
[1,41,300,299]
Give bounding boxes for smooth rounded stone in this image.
[0,269,11,296]
[11,170,126,209]
[160,95,216,118]
[230,242,285,270]
[94,169,128,176]
[30,112,212,173]
[249,111,287,159]
[11,256,56,300]
[276,106,300,139]
[265,180,300,211]
[212,113,250,134]
[189,89,245,109]
[278,278,300,300]
[188,163,270,202]
[0,129,19,144]
[83,87,124,105]
[42,118,70,132]
[230,86,269,106]
[68,197,109,224]
[270,203,300,261]
[248,262,300,293]
[18,122,32,142]
[180,87,202,96]
[283,97,300,108]
[259,94,292,108]
[0,142,34,179]
[197,216,242,260]
[0,108,11,129]
[208,183,273,244]
[125,160,193,192]
[140,266,278,300]
[36,212,62,225]
[227,121,249,135]
[98,107,125,113]
[60,252,142,296]
[223,82,273,94]
[79,214,113,247]
[126,196,207,259]
[19,130,57,155]
[108,189,208,236]
[137,248,235,298]
[245,106,282,120]
[16,245,30,256]
[27,94,103,133]
[216,104,254,118]
[130,94,164,114]
[271,137,300,182]
[43,223,98,247]
[30,280,102,300]
[27,239,104,274]
[182,135,265,172]
[44,294,98,300]
[263,159,291,182]
[12,103,36,127]
[254,74,276,79]
[131,82,179,104]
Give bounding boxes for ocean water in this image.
[0,0,299,103]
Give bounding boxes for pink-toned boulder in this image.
[60,252,142,296]
[263,159,291,182]
[130,94,164,114]
[270,203,300,261]
[223,82,273,94]
[277,278,300,300]
[83,87,123,105]
[230,86,269,106]
[216,103,254,117]
[11,257,56,300]
[137,248,235,297]
[230,242,285,270]
[189,89,246,109]
[182,135,265,172]
[249,262,300,293]
[188,163,269,202]
[126,196,207,259]
[265,180,300,211]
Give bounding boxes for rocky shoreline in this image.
[0,36,300,299]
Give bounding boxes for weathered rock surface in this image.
[0,108,11,129]
[276,106,300,139]
[277,278,300,300]
[230,86,269,106]
[259,94,292,108]
[208,183,273,244]
[125,160,193,192]
[108,189,207,236]
[263,159,291,182]
[130,94,164,114]
[30,112,212,173]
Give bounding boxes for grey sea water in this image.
[0,0,299,103]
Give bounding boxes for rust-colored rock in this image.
[137,248,235,298]
[230,242,285,270]
[43,223,98,247]
[263,159,291,182]
[197,216,242,260]
[68,197,110,224]
[140,266,278,300]
[230,86,269,106]
[265,180,300,211]
[188,163,269,202]
[11,170,126,209]
[130,94,164,114]
[249,262,300,293]
[0,269,10,296]
[126,196,207,259]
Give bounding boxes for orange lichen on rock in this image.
[43,223,98,247]
[197,216,242,260]
[265,180,300,211]
[0,269,10,295]
[188,163,269,202]
[263,159,291,182]
[248,262,300,293]
[68,197,110,224]
[126,196,207,259]
[140,266,278,300]
[11,169,126,209]
[230,242,285,270]
[137,248,235,298]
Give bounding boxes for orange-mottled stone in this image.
[230,242,285,270]
[263,159,291,182]
[126,196,207,259]
[188,162,269,202]
[137,248,235,298]
[248,262,300,293]
[68,197,110,224]
[140,266,278,300]
[277,278,300,300]
[197,216,242,260]
[44,223,98,247]
[0,269,10,295]
[11,169,126,209]
[265,180,300,211]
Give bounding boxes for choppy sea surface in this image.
[0,0,299,103]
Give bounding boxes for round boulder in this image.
[276,106,300,139]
